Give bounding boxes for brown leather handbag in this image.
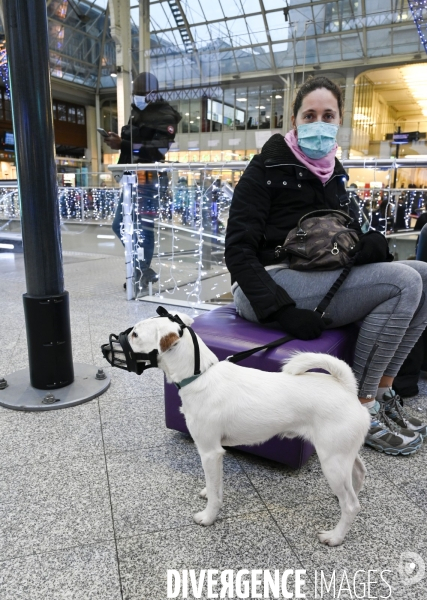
[278,209,359,271]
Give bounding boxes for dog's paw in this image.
[199,487,207,499]
[193,510,216,526]
[317,529,344,547]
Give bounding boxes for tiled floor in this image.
[1,250,427,599]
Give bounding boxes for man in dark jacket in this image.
[106,72,181,290]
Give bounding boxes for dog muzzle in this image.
[100,306,201,380]
[101,327,159,375]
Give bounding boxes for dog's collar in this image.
[156,307,203,390]
[174,373,203,390]
[156,307,202,382]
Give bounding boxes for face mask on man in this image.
[297,121,339,159]
[133,95,147,110]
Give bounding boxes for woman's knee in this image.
[383,262,423,300]
[232,285,259,323]
[399,260,427,289]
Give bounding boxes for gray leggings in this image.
[233,261,427,398]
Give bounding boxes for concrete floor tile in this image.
[0,455,114,560]
[357,490,426,546]
[107,440,266,538]
[363,442,427,486]
[99,364,164,402]
[271,494,427,598]
[117,512,298,600]
[2,251,427,599]
[0,400,103,466]
[234,451,334,510]
[100,393,173,454]
[0,349,17,376]
[0,542,121,600]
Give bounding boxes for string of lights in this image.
[408,0,427,54]
[0,41,10,98]
[2,175,425,304]
[59,187,118,221]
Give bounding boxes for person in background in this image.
[393,217,427,397]
[105,72,181,291]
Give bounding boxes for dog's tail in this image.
[282,352,358,396]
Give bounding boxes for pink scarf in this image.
[284,129,337,184]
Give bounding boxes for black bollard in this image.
[2,0,74,389]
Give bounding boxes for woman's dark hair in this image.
[292,76,343,118]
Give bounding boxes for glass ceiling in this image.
[44,0,421,89]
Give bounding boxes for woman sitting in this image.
[225,76,427,456]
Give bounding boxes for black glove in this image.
[349,231,393,266]
[270,305,332,340]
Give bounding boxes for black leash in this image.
[227,333,295,364]
[227,256,357,365]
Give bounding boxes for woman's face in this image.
[292,88,342,130]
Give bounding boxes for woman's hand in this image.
[103,132,122,150]
[349,231,393,266]
[271,306,331,340]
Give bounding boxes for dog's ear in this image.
[159,332,180,353]
[172,312,194,327]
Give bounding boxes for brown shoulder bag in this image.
[278,209,359,271]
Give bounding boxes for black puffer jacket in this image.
[118,100,182,164]
[224,133,361,322]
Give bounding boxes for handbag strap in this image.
[314,254,357,317]
[227,254,357,365]
[297,209,353,233]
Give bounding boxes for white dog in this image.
[118,311,370,547]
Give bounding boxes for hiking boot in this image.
[383,389,427,438]
[141,267,159,286]
[365,400,423,456]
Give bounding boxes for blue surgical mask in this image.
[297,122,339,159]
[134,95,147,110]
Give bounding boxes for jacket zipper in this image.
[358,343,379,393]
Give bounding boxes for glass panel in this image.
[245,15,268,44]
[216,0,247,18]
[68,106,76,123]
[235,51,257,72]
[254,48,272,71]
[272,41,289,53]
[240,0,261,13]
[150,2,174,30]
[190,24,212,43]
[227,18,252,46]
[181,0,207,24]
[193,0,224,22]
[57,103,67,121]
[263,0,288,8]
[76,107,85,125]
[266,11,288,41]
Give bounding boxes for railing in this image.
[1,158,427,307]
[0,184,121,223]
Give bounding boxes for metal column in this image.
[0,0,110,411]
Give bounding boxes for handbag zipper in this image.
[330,230,358,254]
